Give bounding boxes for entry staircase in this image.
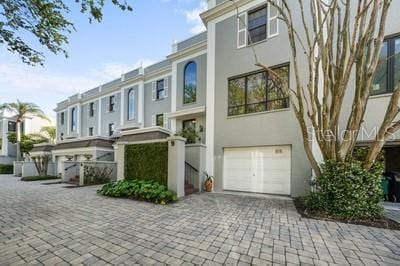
[185,162,199,195]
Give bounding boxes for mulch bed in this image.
[294,198,400,230]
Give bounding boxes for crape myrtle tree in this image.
[232,0,399,177]
[0,0,132,65]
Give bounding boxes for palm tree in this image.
[39,126,56,144]
[0,100,49,161]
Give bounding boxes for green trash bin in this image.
[381,177,389,200]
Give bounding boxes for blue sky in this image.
[0,0,207,121]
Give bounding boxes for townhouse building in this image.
[53,0,400,197]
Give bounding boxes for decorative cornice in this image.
[167,41,207,61]
[200,0,253,24]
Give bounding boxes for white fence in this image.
[21,162,56,178]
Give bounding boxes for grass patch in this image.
[21,175,60,182]
[294,197,400,230]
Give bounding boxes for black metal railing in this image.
[228,97,289,116]
[64,163,77,171]
[185,161,199,187]
[96,152,113,161]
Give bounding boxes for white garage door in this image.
[223,146,291,195]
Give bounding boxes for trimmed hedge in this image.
[21,175,60,181]
[0,164,13,174]
[124,142,168,185]
[305,160,384,220]
[98,179,177,204]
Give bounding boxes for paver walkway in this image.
[1,175,400,265]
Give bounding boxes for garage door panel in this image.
[223,146,291,195]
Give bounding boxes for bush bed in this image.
[21,175,60,181]
[304,160,384,220]
[97,179,177,205]
[0,164,13,174]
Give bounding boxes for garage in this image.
[223,145,291,195]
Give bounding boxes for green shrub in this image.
[177,127,200,144]
[97,179,177,205]
[0,164,13,174]
[305,160,384,220]
[21,175,59,181]
[125,143,168,185]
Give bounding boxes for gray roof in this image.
[53,138,114,151]
[177,31,207,51]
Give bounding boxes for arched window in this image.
[183,61,197,104]
[71,107,76,132]
[127,89,135,120]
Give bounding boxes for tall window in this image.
[372,36,400,95]
[71,107,77,132]
[128,89,135,120]
[109,123,115,137]
[228,65,289,116]
[60,112,65,125]
[156,80,165,100]
[89,102,95,117]
[109,95,115,112]
[184,62,197,104]
[89,127,94,136]
[248,6,267,43]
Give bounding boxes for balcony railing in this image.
[228,97,289,116]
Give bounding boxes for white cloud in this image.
[0,52,156,120]
[183,1,207,34]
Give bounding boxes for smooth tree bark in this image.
[232,0,398,176]
[32,155,50,177]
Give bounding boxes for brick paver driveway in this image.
[1,175,400,266]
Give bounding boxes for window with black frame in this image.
[184,62,197,104]
[156,80,165,100]
[109,123,115,136]
[71,107,77,131]
[60,112,65,125]
[89,102,95,117]
[228,65,289,116]
[248,6,267,44]
[372,35,400,95]
[109,95,115,112]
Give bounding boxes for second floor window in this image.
[109,123,115,136]
[60,112,65,125]
[89,127,94,136]
[228,64,289,116]
[156,80,165,100]
[372,35,400,95]
[71,107,77,132]
[109,95,115,112]
[128,89,135,120]
[184,62,197,104]
[89,102,95,117]
[248,6,267,43]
